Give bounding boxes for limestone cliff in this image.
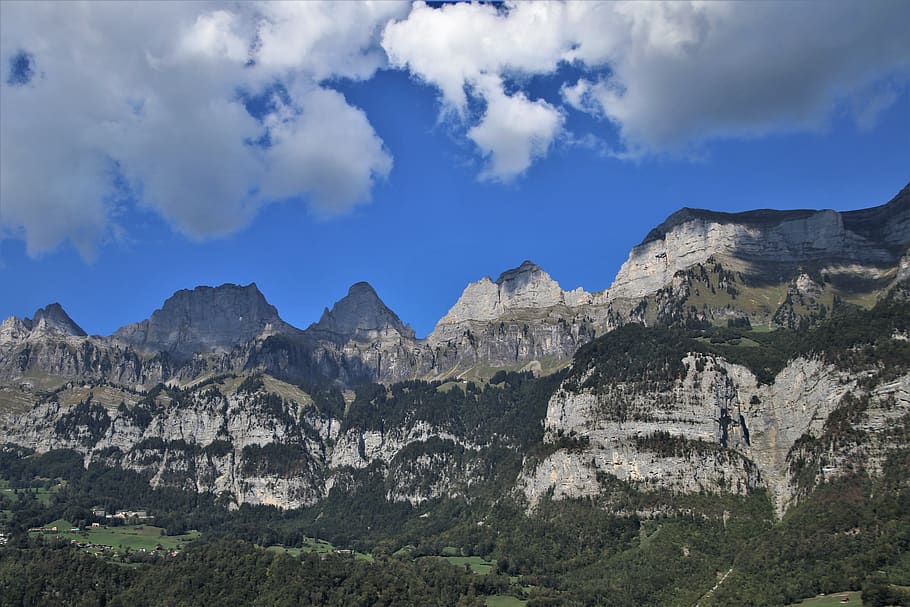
[426,261,604,375]
[1,186,908,516]
[517,317,910,516]
[609,184,909,301]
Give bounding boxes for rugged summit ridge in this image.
[0,303,86,344]
[113,283,291,359]
[308,282,415,344]
[0,186,908,531]
[610,186,910,300]
[1,184,907,388]
[430,260,594,342]
[32,303,86,337]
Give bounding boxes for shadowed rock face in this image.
[112,283,290,359]
[307,282,414,344]
[0,303,86,346]
[28,303,87,337]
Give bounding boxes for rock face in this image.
[609,185,909,300]
[0,302,169,389]
[1,186,908,515]
[0,379,332,509]
[30,303,87,337]
[308,282,415,344]
[0,303,86,343]
[432,261,590,330]
[519,350,909,516]
[425,261,604,373]
[113,283,292,359]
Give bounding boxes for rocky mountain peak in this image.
[0,303,87,343]
[307,282,414,344]
[30,303,87,337]
[431,261,592,337]
[495,260,543,283]
[112,282,289,358]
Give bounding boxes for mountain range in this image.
[0,183,907,517]
[2,184,909,605]
[4,183,907,391]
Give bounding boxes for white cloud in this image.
[261,85,392,215]
[384,0,910,162]
[575,2,910,152]
[382,1,589,179]
[177,10,250,63]
[255,1,408,80]
[383,1,572,113]
[0,1,406,258]
[2,1,907,258]
[468,76,563,181]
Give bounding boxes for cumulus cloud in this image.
[467,76,564,180]
[0,1,407,258]
[384,0,909,164]
[383,1,579,180]
[2,1,908,258]
[261,85,392,216]
[569,2,910,153]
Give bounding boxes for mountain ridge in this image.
[1,183,907,388]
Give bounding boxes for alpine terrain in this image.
[2,185,908,606]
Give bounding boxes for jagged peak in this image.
[308,281,413,343]
[496,260,544,284]
[30,303,87,337]
[149,282,278,319]
[346,281,380,297]
[112,281,287,357]
[432,261,592,333]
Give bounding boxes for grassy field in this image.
[32,520,199,553]
[267,537,373,562]
[443,555,495,574]
[485,596,526,607]
[0,479,62,505]
[786,591,861,606]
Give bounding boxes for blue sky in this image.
[1,1,908,337]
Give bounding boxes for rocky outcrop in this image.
[30,303,87,337]
[113,283,294,359]
[0,379,335,509]
[1,303,86,344]
[422,261,607,374]
[520,352,909,515]
[609,185,909,300]
[308,282,415,344]
[431,261,599,339]
[0,302,172,389]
